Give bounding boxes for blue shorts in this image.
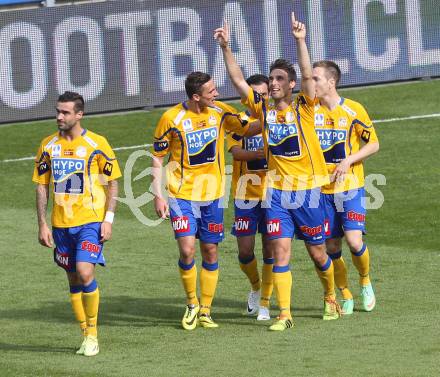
[53,222,105,272]
[322,188,366,239]
[231,200,267,237]
[263,188,325,245]
[168,198,224,243]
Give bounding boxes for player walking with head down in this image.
[151,72,260,330]
[215,13,341,331]
[33,91,121,356]
[312,60,379,314]
[226,74,274,321]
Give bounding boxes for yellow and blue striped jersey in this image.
[242,88,329,191]
[32,130,122,228]
[152,101,249,201]
[314,97,379,193]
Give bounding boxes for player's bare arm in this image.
[36,183,53,248]
[332,141,380,183]
[291,12,314,99]
[100,179,119,242]
[214,22,251,100]
[231,146,265,161]
[151,155,169,219]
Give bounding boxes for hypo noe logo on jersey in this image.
[315,129,347,164]
[267,123,301,158]
[245,135,267,171]
[52,158,85,194]
[185,127,217,166]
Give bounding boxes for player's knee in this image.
[325,238,342,254]
[346,237,363,253]
[307,243,327,265]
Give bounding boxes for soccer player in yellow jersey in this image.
[151,72,260,330]
[33,91,121,356]
[227,74,273,321]
[215,14,341,331]
[312,60,379,314]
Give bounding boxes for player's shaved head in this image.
[269,59,297,83]
[57,91,84,113]
[313,60,341,86]
[185,72,212,99]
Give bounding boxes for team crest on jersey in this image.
[338,117,348,127]
[182,119,193,132]
[52,144,61,157]
[285,112,294,123]
[267,110,277,123]
[244,136,267,171]
[76,146,87,158]
[314,113,324,127]
[185,127,217,166]
[52,158,85,195]
[267,123,301,158]
[208,115,217,126]
[315,128,347,164]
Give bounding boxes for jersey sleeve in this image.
[32,142,51,184]
[294,92,316,126]
[226,131,244,152]
[152,113,173,157]
[353,104,379,143]
[97,138,122,181]
[217,102,250,136]
[241,87,265,120]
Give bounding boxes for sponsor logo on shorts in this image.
[55,251,69,267]
[324,219,330,236]
[300,225,323,237]
[234,217,251,234]
[208,223,224,233]
[267,219,281,236]
[81,241,101,253]
[347,211,365,222]
[172,216,190,233]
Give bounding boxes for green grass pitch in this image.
[0,80,438,377]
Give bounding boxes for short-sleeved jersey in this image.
[242,88,329,191]
[227,111,267,200]
[32,130,122,228]
[314,97,379,193]
[152,101,249,201]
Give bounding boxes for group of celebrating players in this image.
[33,13,379,356]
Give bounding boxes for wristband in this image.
[104,211,114,224]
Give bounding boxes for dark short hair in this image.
[269,59,297,82]
[185,72,211,99]
[313,60,341,86]
[57,91,84,113]
[246,74,269,87]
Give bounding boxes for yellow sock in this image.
[200,261,219,315]
[69,287,87,336]
[260,258,274,307]
[82,281,99,337]
[351,244,370,286]
[272,266,292,319]
[329,252,353,300]
[239,255,260,291]
[178,260,199,306]
[315,257,336,300]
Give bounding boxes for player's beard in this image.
[57,121,76,132]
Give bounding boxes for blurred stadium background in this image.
[0,1,439,376]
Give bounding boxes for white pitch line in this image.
[2,112,440,163]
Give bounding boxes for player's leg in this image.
[257,234,273,321]
[66,272,87,353]
[339,187,375,311]
[197,198,224,328]
[265,189,294,331]
[296,188,340,320]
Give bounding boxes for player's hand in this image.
[38,223,54,248]
[154,196,169,219]
[253,149,266,160]
[291,12,306,40]
[100,221,112,242]
[214,22,230,48]
[331,158,352,183]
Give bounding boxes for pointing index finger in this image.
[291,11,296,25]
